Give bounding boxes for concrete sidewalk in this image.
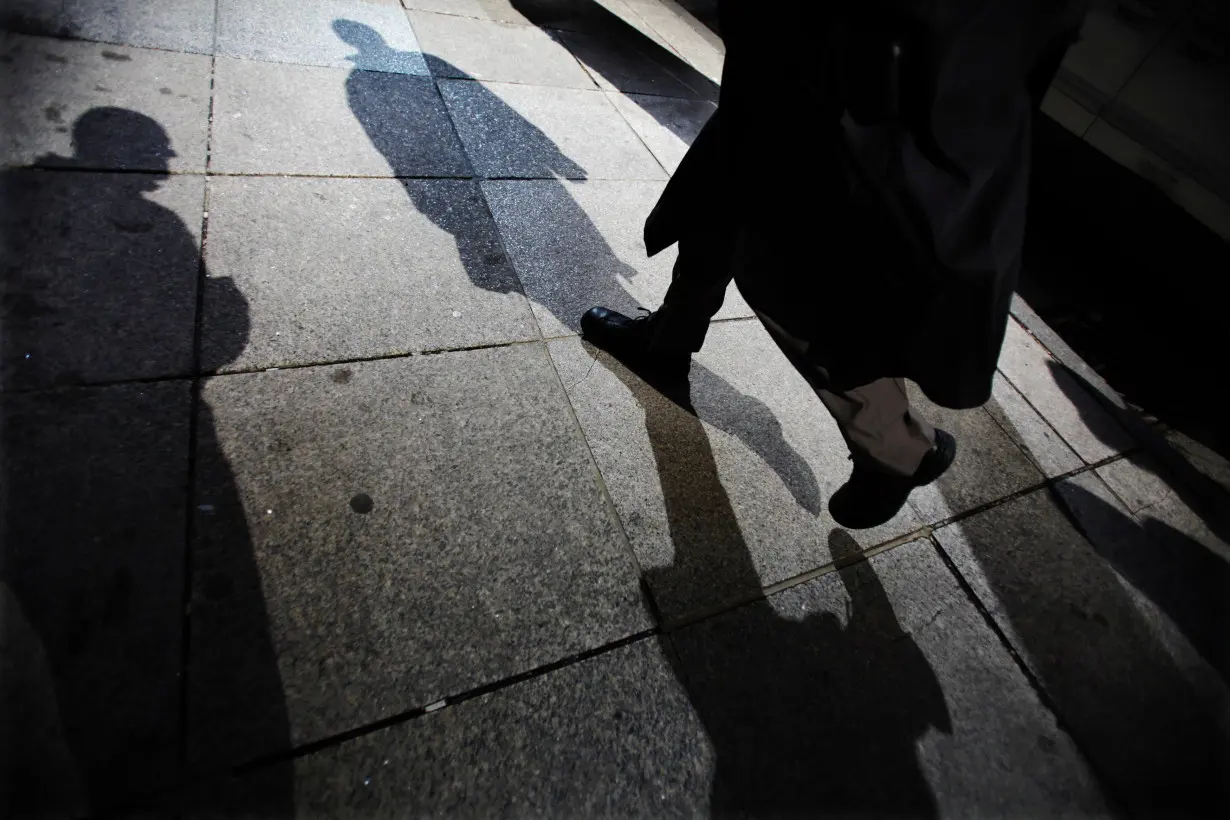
[2,1,1227,816]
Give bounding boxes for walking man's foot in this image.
[580,306,692,390]
[829,429,958,529]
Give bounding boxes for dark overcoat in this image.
[644,1,1088,409]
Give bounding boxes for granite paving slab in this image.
[1,33,211,171]
[606,91,714,174]
[621,0,724,82]
[216,0,428,74]
[0,0,216,54]
[187,347,651,766]
[671,537,1110,818]
[200,176,535,372]
[552,27,700,98]
[934,479,1229,815]
[439,79,664,180]
[985,372,1084,478]
[401,0,640,33]
[481,179,749,337]
[407,9,595,88]
[995,317,1134,463]
[178,640,713,817]
[209,57,469,176]
[550,322,922,622]
[905,384,1045,524]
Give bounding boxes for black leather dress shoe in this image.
[829,429,957,529]
[580,306,692,386]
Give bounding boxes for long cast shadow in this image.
[0,109,292,815]
[334,19,819,513]
[1048,360,1230,685]
[941,360,1230,814]
[600,354,948,817]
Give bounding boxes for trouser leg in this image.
[816,379,937,477]
[651,231,737,353]
[756,309,937,477]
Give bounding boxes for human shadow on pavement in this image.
[952,369,1230,816]
[598,353,948,817]
[1047,361,1230,686]
[334,19,643,322]
[334,21,819,513]
[0,109,292,816]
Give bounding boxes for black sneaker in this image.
[829,429,957,529]
[580,306,692,387]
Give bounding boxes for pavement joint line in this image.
[925,448,1137,533]
[982,364,1091,479]
[427,62,715,102]
[532,307,662,624]
[222,628,660,777]
[178,6,221,784]
[428,57,548,349]
[603,66,675,179]
[433,70,601,93]
[0,27,210,58]
[659,447,1139,632]
[7,165,490,181]
[1009,297,1230,532]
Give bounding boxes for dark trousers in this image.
[656,231,937,477]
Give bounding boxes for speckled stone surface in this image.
[622,0,725,82]
[985,373,1083,478]
[216,0,428,74]
[549,322,923,622]
[1055,466,1230,703]
[209,57,469,176]
[481,179,750,336]
[401,0,639,32]
[0,0,216,54]
[672,538,1110,817]
[996,318,1134,463]
[606,91,715,174]
[200,176,536,371]
[934,480,1229,814]
[553,28,700,97]
[408,10,595,88]
[187,347,652,765]
[179,640,714,817]
[1,381,191,805]
[0,170,203,388]
[438,79,665,180]
[1,34,212,171]
[905,384,1045,524]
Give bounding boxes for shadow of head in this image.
[332,18,430,75]
[70,107,174,187]
[332,18,587,182]
[332,18,388,58]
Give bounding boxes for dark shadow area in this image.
[607,352,949,816]
[1020,113,1230,461]
[0,109,291,816]
[510,0,721,124]
[951,375,1230,815]
[1048,360,1230,685]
